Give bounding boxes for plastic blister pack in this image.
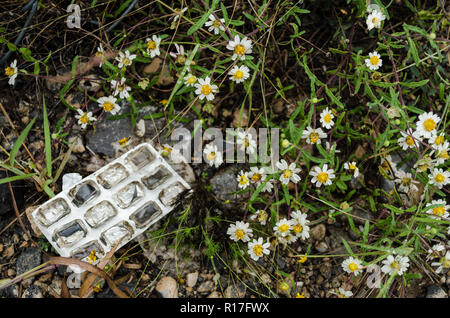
[31,143,191,263]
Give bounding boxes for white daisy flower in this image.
[236,130,257,154]
[381,254,410,276]
[110,77,131,99]
[249,209,268,226]
[204,14,225,35]
[337,287,353,298]
[194,76,218,101]
[226,35,253,61]
[5,59,18,85]
[95,44,105,67]
[394,170,419,193]
[75,109,96,129]
[302,126,327,145]
[183,73,197,87]
[248,167,266,186]
[309,164,335,187]
[398,129,422,150]
[366,10,385,31]
[380,154,397,174]
[428,168,450,189]
[203,143,223,168]
[344,162,359,178]
[116,50,136,69]
[229,65,250,84]
[97,95,120,115]
[274,218,293,238]
[431,251,450,274]
[260,178,274,193]
[319,107,335,129]
[146,35,161,58]
[171,7,187,22]
[431,141,449,166]
[425,199,450,219]
[169,43,185,61]
[247,237,270,261]
[428,133,446,150]
[290,211,310,241]
[325,141,341,153]
[414,155,434,173]
[365,51,382,71]
[276,159,301,185]
[278,233,298,245]
[416,112,440,139]
[237,170,250,189]
[342,257,364,276]
[428,244,446,259]
[227,221,253,242]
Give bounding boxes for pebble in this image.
[16,247,42,275]
[197,280,214,293]
[426,285,448,298]
[186,272,199,288]
[210,166,250,204]
[22,285,43,298]
[314,241,329,253]
[224,283,246,298]
[155,276,178,298]
[310,224,326,241]
[70,136,85,153]
[135,119,146,137]
[207,291,223,298]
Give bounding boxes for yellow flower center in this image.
[239,175,248,185]
[201,84,212,96]
[147,40,156,50]
[438,150,449,160]
[213,20,221,28]
[234,44,245,56]
[349,164,357,171]
[206,151,216,161]
[103,101,114,112]
[118,137,128,146]
[283,169,293,179]
[95,51,103,58]
[278,223,290,233]
[401,177,411,186]
[253,244,263,256]
[176,55,187,64]
[434,173,445,184]
[406,136,415,146]
[432,206,445,217]
[87,250,97,264]
[369,55,380,66]
[348,263,359,272]
[243,137,250,148]
[117,84,125,92]
[372,17,379,24]
[251,173,262,182]
[80,114,89,124]
[391,261,401,271]
[5,67,14,76]
[323,113,332,123]
[423,118,436,131]
[441,257,450,268]
[317,172,329,184]
[122,57,131,66]
[309,132,319,144]
[293,224,303,234]
[434,136,444,146]
[187,76,196,84]
[235,229,245,240]
[234,70,244,80]
[296,293,305,298]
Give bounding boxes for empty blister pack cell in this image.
[115,182,144,209]
[159,182,187,207]
[100,221,134,248]
[125,146,154,170]
[130,201,162,228]
[97,163,129,189]
[35,198,70,227]
[69,181,100,207]
[54,220,87,248]
[71,240,104,260]
[84,201,117,228]
[142,165,171,190]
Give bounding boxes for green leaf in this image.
[0,173,36,185]
[10,116,37,166]
[42,98,52,178]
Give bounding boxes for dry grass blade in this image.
[60,275,71,298]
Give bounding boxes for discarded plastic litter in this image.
[32,143,191,261]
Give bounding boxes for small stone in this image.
[224,283,246,298]
[16,247,42,276]
[70,136,85,153]
[186,272,199,288]
[426,285,448,298]
[197,280,214,293]
[7,269,15,277]
[314,241,329,253]
[232,108,249,128]
[310,224,326,241]
[207,291,223,298]
[4,245,14,258]
[22,285,43,298]
[135,119,146,137]
[156,276,178,298]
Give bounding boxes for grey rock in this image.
[314,241,329,253]
[197,280,214,293]
[186,272,199,288]
[156,276,178,298]
[426,285,448,298]
[22,285,43,298]
[350,208,373,226]
[210,166,250,204]
[224,283,246,298]
[310,224,326,241]
[207,291,223,298]
[1,285,20,298]
[319,262,332,279]
[16,247,42,275]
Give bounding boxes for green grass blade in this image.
[9,116,37,166]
